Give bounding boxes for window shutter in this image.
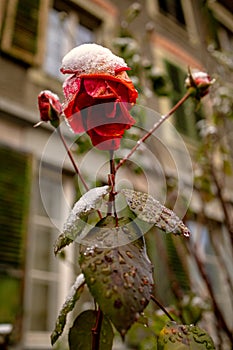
[165,60,203,139]
[0,144,31,325]
[0,0,49,65]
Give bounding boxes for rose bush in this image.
[36,43,217,349]
[60,44,138,150]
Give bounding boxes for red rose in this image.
[38,90,62,127]
[60,44,138,150]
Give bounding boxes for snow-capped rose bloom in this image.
[38,90,62,127]
[60,44,138,150]
[185,70,215,99]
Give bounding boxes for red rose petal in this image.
[66,111,85,133]
[84,79,109,98]
[63,75,81,100]
[87,128,122,150]
[62,68,137,150]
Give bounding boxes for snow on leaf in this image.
[54,186,110,254]
[121,189,190,237]
[51,274,85,345]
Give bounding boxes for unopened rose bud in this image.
[185,69,215,99]
[37,90,62,128]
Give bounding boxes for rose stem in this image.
[150,294,175,322]
[116,90,192,171]
[107,149,118,223]
[91,308,103,350]
[57,127,104,220]
[56,126,89,191]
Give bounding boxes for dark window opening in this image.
[158,0,186,26]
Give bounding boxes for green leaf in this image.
[51,274,85,345]
[68,310,114,350]
[157,321,215,349]
[121,189,190,237]
[79,216,154,337]
[54,186,110,254]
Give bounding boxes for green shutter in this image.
[165,60,203,139]
[0,0,49,65]
[0,144,31,324]
[12,0,40,56]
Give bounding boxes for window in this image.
[187,220,233,324]
[158,0,186,26]
[0,0,102,71]
[165,61,203,139]
[0,0,49,65]
[207,13,233,51]
[44,0,101,79]
[218,0,233,13]
[207,0,233,51]
[217,23,233,51]
[25,164,63,332]
[0,144,31,337]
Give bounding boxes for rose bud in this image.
[185,69,215,99]
[37,90,62,128]
[60,43,138,150]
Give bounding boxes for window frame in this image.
[207,1,233,51]
[43,2,99,79]
[146,0,200,45]
[26,0,118,89]
[1,0,50,65]
[208,0,233,34]
[23,161,76,346]
[157,0,186,26]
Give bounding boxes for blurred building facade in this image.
[0,0,232,349]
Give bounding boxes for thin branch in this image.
[57,127,103,220]
[107,150,118,225]
[208,224,233,295]
[210,161,233,245]
[91,308,103,350]
[186,242,233,344]
[116,91,192,171]
[150,294,175,322]
[56,126,89,191]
